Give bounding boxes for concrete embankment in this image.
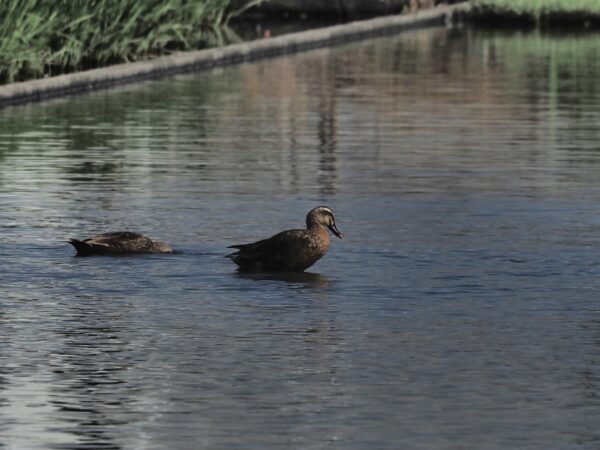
[0,2,470,109]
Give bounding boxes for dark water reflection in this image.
[1,28,600,449]
[234,270,331,287]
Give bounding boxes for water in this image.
[1,27,600,449]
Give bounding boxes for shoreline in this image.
[0,3,470,109]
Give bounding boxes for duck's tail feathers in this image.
[227,244,249,261]
[226,250,240,259]
[69,239,93,256]
[226,248,264,270]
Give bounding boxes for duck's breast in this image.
[281,228,329,270]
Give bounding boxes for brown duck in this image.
[69,231,173,256]
[227,206,342,272]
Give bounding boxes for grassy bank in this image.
[471,0,600,26]
[0,0,261,83]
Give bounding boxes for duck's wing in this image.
[228,229,302,252]
[227,229,308,268]
[228,237,270,252]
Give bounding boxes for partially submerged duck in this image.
[227,206,342,272]
[69,231,172,256]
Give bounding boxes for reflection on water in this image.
[1,28,600,449]
[234,270,331,288]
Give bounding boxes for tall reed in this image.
[0,0,263,83]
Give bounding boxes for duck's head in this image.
[307,206,342,239]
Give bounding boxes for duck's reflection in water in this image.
[234,270,330,288]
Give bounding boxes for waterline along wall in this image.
[0,2,470,109]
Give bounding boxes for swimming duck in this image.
[227,206,342,272]
[69,231,172,256]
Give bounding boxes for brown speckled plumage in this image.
[227,206,342,272]
[69,231,172,256]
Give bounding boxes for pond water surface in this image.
[1,27,600,449]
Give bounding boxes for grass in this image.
[472,0,600,14]
[471,0,600,26]
[0,0,263,84]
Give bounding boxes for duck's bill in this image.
[329,223,343,239]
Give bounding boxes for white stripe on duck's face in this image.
[316,206,334,219]
[308,206,334,224]
[307,206,342,238]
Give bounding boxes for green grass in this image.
[470,0,600,28]
[0,0,263,83]
[471,0,600,17]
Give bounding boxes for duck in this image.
[69,231,173,256]
[227,206,342,272]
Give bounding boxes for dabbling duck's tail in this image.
[69,239,93,256]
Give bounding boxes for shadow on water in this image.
[234,270,331,288]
